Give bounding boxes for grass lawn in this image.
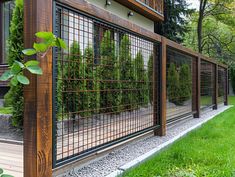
[122,96,235,177]
[0,107,12,114]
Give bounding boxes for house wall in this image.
[85,0,155,32]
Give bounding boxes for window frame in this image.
[0,0,14,65]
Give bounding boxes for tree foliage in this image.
[147,55,153,104]
[156,0,194,43]
[119,34,135,110]
[4,0,24,128]
[98,31,121,113]
[134,52,149,107]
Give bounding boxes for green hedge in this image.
[4,0,24,128]
[167,63,192,105]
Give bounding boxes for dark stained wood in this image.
[0,2,3,64]
[225,68,228,106]
[213,64,218,110]
[24,0,53,177]
[155,36,166,136]
[193,57,201,118]
[114,0,164,21]
[57,0,161,43]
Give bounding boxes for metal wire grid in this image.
[200,60,215,109]
[166,48,194,121]
[53,4,159,166]
[218,66,226,104]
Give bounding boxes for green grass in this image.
[122,96,235,177]
[200,96,212,107]
[0,107,12,114]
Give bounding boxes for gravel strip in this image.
[56,105,232,177]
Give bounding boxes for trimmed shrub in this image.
[119,35,136,110]
[133,51,149,107]
[4,0,24,128]
[147,55,153,104]
[98,31,121,113]
[63,41,81,119]
[178,64,192,103]
[82,46,100,117]
[167,63,180,105]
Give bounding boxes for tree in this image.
[197,0,235,53]
[119,34,135,110]
[98,30,121,113]
[133,51,149,107]
[179,64,192,103]
[4,0,24,127]
[147,55,153,104]
[83,46,100,117]
[167,63,180,105]
[63,41,81,119]
[155,0,194,43]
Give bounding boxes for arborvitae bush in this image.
[167,63,180,105]
[230,65,235,94]
[178,64,192,103]
[83,46,99,117]
[147,55,153,104]
[119,35,136,111]
[63,41,81,119]
[134,51,149,107]
[4,0,24,128]
[98,31,121,113]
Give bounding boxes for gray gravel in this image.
[56,105,231,177]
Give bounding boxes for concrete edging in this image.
[105,106,233,177]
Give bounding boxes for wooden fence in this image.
[23,0,228,176]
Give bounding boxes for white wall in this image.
[85,0,155,32]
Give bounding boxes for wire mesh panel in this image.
[200,60,215,109]
[218,66,226,104]
[53,3,159,166]
[166,48,194,121]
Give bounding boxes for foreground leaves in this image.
[0,31,67,86]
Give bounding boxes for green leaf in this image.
[25,60,39,67]
[0,71,13,81]
[33,43,48,52]
[11,63,21,74]
[17,75,30,85]
[57,38,67,49]
[26,66,43,75]
[10,76,18,86]
[1,175,15,177]
[22,48,37,56]
[0,168,3,174]
[35,32,54,40]
[14,61,24,68]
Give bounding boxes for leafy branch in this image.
[0,32,66,86]
[0,168,14,177]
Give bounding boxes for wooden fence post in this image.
[193,57,201,118]
[225,68,228,106]
[213,64,218,110]
[155,37,166,136]
[24,0,53,177]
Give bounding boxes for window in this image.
[0,1,14,64]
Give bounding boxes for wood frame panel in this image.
[23,0,53,176]
[114,0,164,21]
[155,36,166,136]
